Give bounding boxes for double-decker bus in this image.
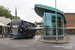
[9,19,35,39]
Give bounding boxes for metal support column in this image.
[63,18,64,36]
[55,0,58,41]
[41,16,44,40]
[2,27,3,38]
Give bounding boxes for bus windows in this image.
[22,21,30,26]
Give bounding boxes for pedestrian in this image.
[4,30,8,37]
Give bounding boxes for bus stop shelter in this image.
[34,4,67,40]
[0,16,11,37]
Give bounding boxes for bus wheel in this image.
[31,36,33,38]
[14,38,17,39]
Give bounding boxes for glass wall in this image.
[44,12,63,36]
[44,12,53,35]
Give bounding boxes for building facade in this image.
[65,13,75,32]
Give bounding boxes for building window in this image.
[44,12,63,36]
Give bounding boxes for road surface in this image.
[0,35,75,50]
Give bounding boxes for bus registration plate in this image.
[12,25,19,28]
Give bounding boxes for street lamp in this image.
[55,0,58,41]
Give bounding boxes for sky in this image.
[0,0,75,23]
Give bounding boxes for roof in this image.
[0,23,4,26]
[65,13,75,15]
[34,4,67,23]
[0,16,11,25]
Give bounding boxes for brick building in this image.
[65,13,75,32]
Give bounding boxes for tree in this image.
[11,16,20,19]
[0,5,20,19]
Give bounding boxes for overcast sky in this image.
[0,0,75,23]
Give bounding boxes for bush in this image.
[67,32,75,34]
[39,25,43,27]
[35,25,37,27]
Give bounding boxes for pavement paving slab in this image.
[38,35,69,44]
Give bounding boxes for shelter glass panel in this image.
[44,12,63,35]
[44,12,53,35]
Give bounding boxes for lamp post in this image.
[15,7,17,17]
[55,0,58,41]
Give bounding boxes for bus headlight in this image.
[25,28,27,30]
[20,29,22,31]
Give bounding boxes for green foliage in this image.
[0,5,20,19]
[0,5,12,18]
[67,32,75,34]
[39,30,41,32]
[39,25,43,27]
[11,16,20,19]
[35,25,37,27]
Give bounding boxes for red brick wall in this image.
[67,29,75,32]
[65,13,75,27]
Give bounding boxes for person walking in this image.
[4,30,8,37]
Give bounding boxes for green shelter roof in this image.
[34,4,67,23]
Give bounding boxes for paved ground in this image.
[0,35,75,50]
[0,34,9,38]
